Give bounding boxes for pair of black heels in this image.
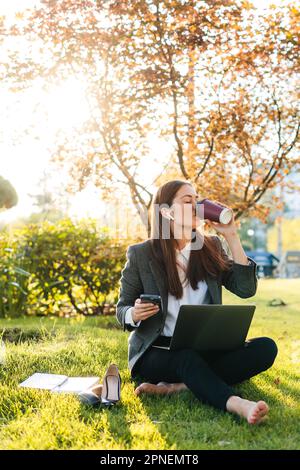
[79,364,121,407]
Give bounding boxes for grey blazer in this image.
[116,236,258,376]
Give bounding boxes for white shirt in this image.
[125,241,209,335]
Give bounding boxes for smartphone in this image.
[140,294,161,306]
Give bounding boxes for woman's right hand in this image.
[132,298,160,323]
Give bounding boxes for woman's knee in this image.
[176,348,201,359]
[250,336,278,369]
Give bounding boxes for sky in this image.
[0,0,40,16]
[0,0,294,225]
[0,0,287,14]
[0,0,167,224]
[0,0,110,224]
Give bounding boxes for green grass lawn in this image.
[0,279,299,450]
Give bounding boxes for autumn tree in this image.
[2,0,299,233]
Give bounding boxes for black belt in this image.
[152,335,172,348]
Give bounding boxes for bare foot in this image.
[226,396,269,425]
[135,381,188,396]
[246,400,269,424]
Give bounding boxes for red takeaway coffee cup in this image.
[197,198,233,224]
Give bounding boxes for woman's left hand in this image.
[205,211,239,240]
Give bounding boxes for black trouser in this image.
[132,337,278,411]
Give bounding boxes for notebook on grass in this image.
[19,373,99,394]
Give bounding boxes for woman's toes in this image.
[248,401,269,424]
[135,382,159,395]
[134,382,173,396]
[134,383,148,395]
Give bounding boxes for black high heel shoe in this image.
[78,389,101,406]
[78,383,103,406]
[101,364,121,405]
[79,364,121,407]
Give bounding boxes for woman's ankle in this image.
[226,395,244,413]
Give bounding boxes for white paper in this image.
[19,373,99,393]
[19,373,68,390]
[53,377,99,393]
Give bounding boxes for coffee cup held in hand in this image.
[197,198,233,224]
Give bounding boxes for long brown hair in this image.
[150,180,232,299]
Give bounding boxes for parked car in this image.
[245,250,280,278]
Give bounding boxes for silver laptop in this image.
[152,304,256,352]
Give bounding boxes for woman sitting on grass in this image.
[116,180,278,425]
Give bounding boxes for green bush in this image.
[0,219,130,318]
[0,241,30,318]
